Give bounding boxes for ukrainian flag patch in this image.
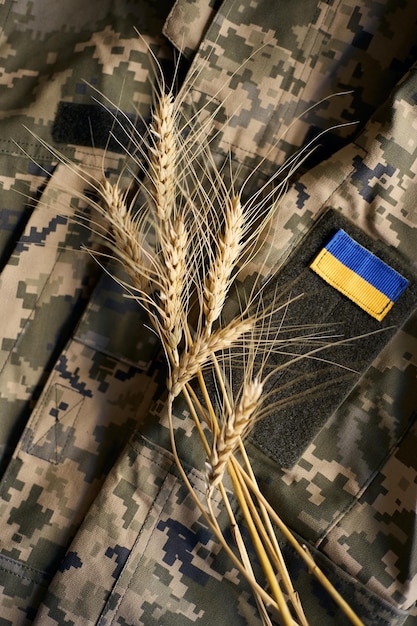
[310,229,408,321]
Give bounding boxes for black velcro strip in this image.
[52,102,147,153]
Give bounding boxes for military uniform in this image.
[1,1,417,624]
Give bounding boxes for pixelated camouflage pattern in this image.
[0,160,102,474]
[167,0,417,182]
[1,0,417,624]
[0,0,173,621]
[32,429,267,625]
[164,0,218,59]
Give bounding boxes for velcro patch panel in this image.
[250,209,417,467]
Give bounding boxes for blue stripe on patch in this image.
[324,229,408,301]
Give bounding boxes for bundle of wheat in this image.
[20,48,364,626]
[94,65,364,626]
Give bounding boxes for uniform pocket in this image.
[32,434,265,626]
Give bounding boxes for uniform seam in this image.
[0,0,14,31]
[0,555,47,576]
[0,252,62,379]
[118,463,215,622]
[297,539,411,623]
[72,336,153,373]
[163,0,185,54]
[0,565,35,582]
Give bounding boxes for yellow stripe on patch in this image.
[311,249,394,321]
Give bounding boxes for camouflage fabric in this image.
[165,0,417,180]
[1,0,417,625]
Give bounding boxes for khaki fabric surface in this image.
[0,1,417,624]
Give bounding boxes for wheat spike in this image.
[149,91,177,222]
[170,317,253,397]
[158,214,188,350]
[147,88,189,352]
[203,194,244,331]
[207,377,263,491]
[101,179,147,291]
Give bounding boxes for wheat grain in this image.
[203,194,244,331]
[207,377,263,491]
